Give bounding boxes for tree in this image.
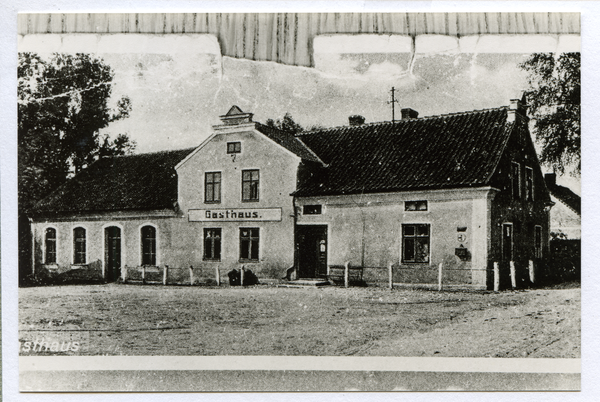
[266,112,323,134]
[520,53,580,176]
[18,52,135,214]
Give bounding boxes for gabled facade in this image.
[30,99,552,289]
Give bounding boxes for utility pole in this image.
[388,87,399,123]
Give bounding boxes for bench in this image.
[328,262,363,286]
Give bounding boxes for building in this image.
[30,98,552,289]
[544,173,581,239]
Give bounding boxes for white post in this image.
[141,266,146,285]
[438,262,443,291]
[529,260,535,284]
[121,265,127,283]
[344,261,350,288]
[240,266,245,286]
[215,266,221,286]
[493,262,500,292]
[189,266,194,285]
[388,262,393,290]
[163,265,168,285]
[510,261,517,289]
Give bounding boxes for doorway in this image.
[296,225,328,278]
[105,226,121,282]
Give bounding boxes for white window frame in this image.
[42,225,58,265]
[138,223,159,267]
[72,225,88,265]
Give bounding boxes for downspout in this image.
[292,195,298,279]
[29,217,35,276]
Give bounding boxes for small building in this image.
[30,98,552,289]
[544,173,581,239]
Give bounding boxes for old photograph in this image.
[9,11,582,392]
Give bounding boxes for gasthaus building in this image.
[30,98,552,289]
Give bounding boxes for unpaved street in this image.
[19,284,580,357]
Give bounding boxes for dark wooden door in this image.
[296,225,328,278]
[105,226,121,282]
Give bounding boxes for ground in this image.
[19,283,580,357]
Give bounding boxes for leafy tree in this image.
[266,112,323,134]
[520,53,580,175]
[18,52,135,214]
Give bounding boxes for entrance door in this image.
[296,225,328,278]
[105,227,121,282]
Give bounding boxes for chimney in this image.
[401,108,419,120]
[544,173,557,187]
[507,94,528,122]
[348,115,365,126]
[219,105,253,125]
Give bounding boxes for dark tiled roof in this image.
[255,123,324,164]
[294,107,514,196]
[33,148,195,216]
[548,184,581,215]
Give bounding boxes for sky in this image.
[17,33,580,193]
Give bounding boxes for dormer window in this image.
[227,142,241,154]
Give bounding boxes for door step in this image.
[279,279,330,287]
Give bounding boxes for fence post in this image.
[189,266,194,285]
[529,260,535,284]
[141,266,146,285]
[510,261,516,289]
[493,262,500,292]
[438,262,443,291]
[215,266,220,286]
[388,262,393,290]
[163,265,168,285]
[240,266,245,286]
[344,261,350,288]
[121,265,127,283]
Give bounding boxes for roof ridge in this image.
[111,147,197,158]
[297,106,509,136]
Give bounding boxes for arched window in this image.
[73,227,86,264]
[45,228,57,264]
[141,225,157,266]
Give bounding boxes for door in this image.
[105,226,121,282]
[296,225,328,278]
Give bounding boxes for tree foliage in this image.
[265,112,323,134]
[520,53,580,175]
[18,53,135,214]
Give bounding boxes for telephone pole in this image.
[388,87,399,123]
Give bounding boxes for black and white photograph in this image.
[1,5,591,396]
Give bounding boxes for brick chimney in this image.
[544,173,557,187]
[219,105,253,125]
[507,94,528,123]
[348,115,365,126]
[401,108,419,120]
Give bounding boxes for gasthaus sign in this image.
[189,208,282,222]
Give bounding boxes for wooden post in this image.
[215,266,221,286]
[388,262,393,290]
[438,262,443,291]
[510,261,516,289]
[121,265,127,283]
[529,260,535,284]
[189,266,194,285]
[240,266,245,287]
[493,262,500,292]
[344,261,350,288]
[141,266,146,285]
[163,265,168,285]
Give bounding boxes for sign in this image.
[189,208,282,222]
[457,234,467,242]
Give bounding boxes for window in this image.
[242,170,259,202]
[141,225,157,266]
[204,228,222,260]
[511,162,521,199]
[73,227,86,264]
[303,205,322,215]
[240,228,259,261]
[405,200,427,211]
[534,225,542,258]
[45,228,57,264]
[525,167,534,201]
[402,224,430,263]
[204,172,221,203]
[227,142,241,154]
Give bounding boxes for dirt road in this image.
[19,283,580,357]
